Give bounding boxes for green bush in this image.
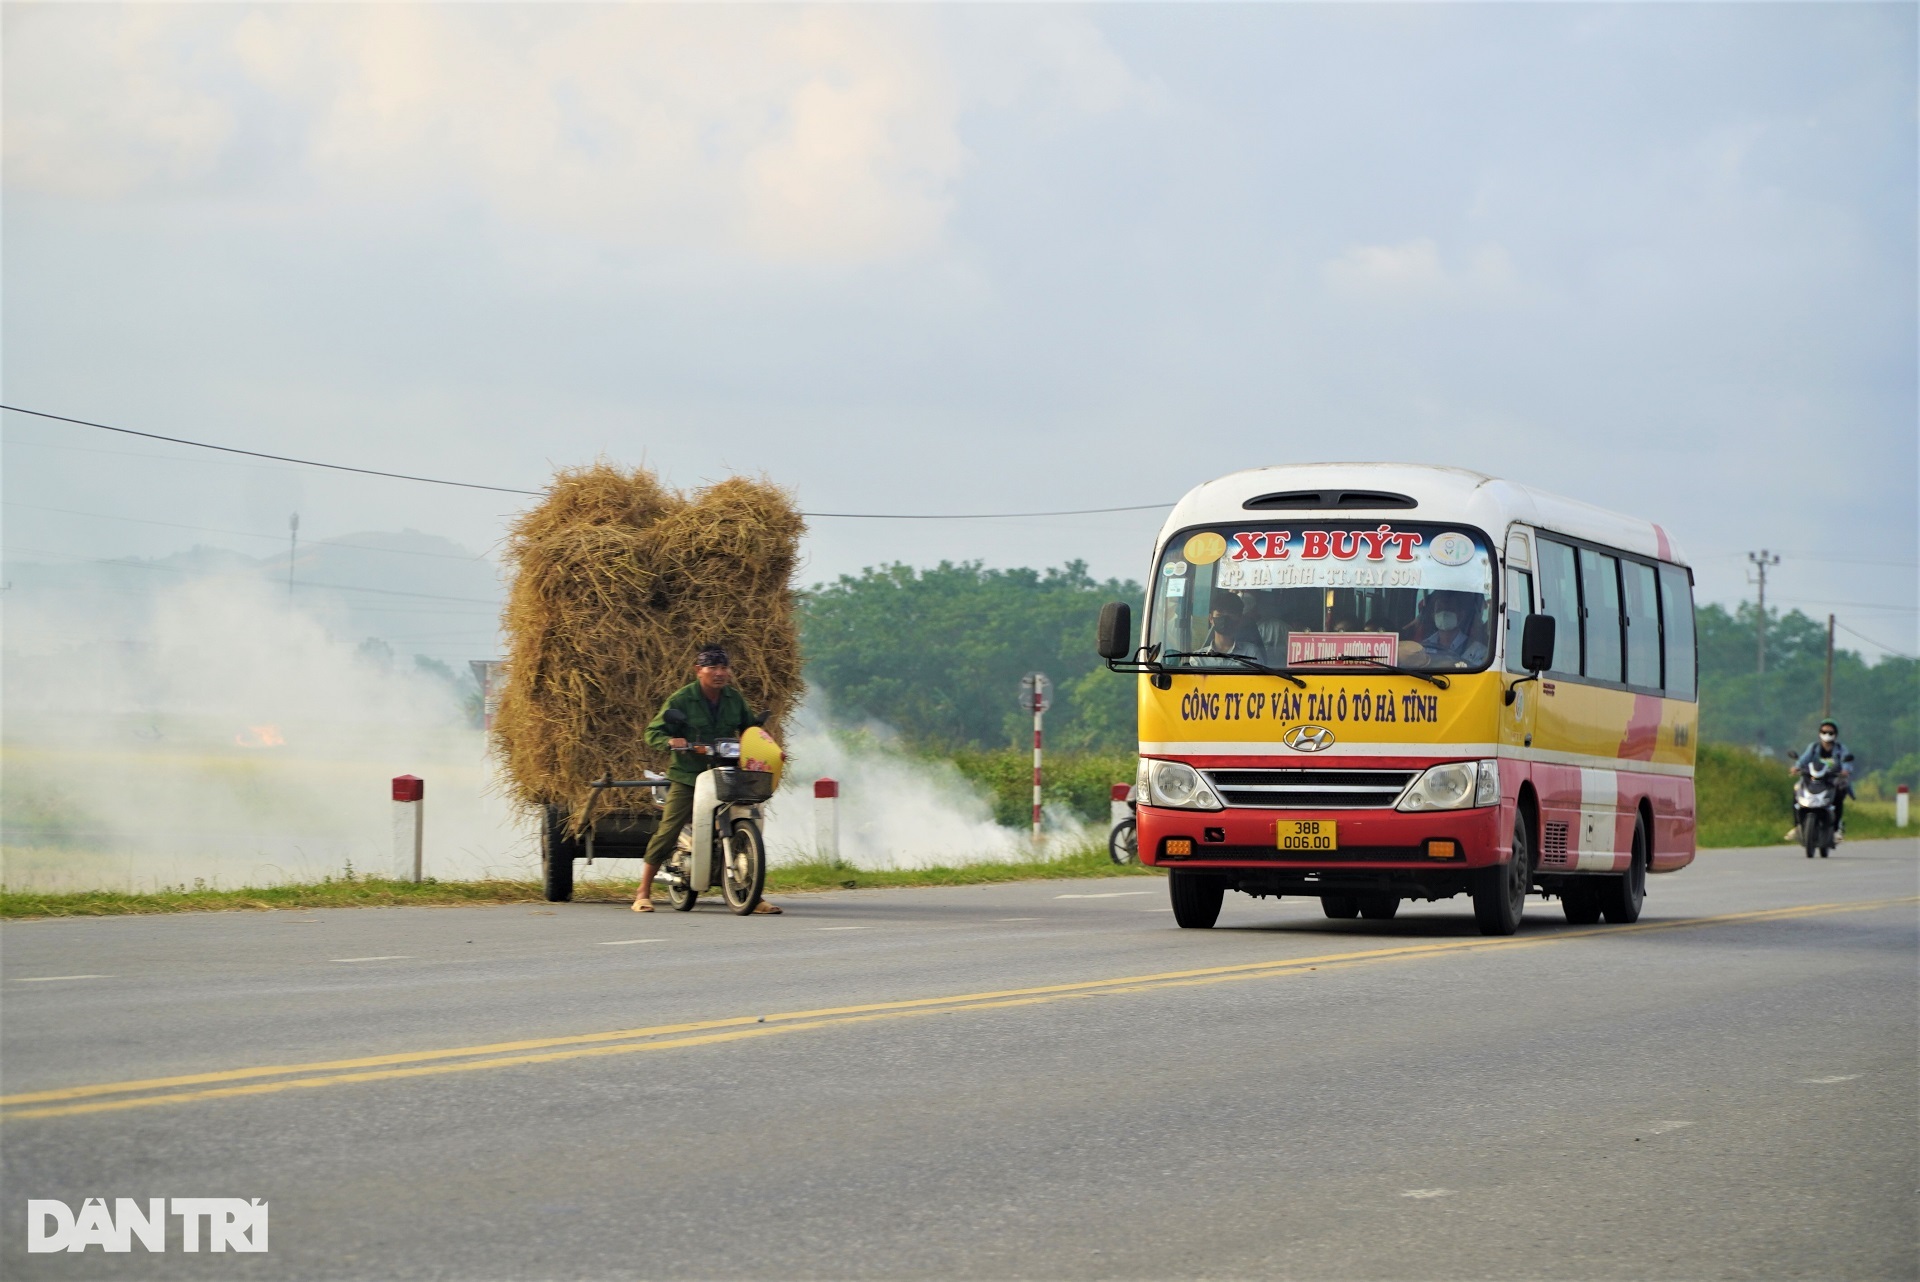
[1695,741,1906,847]
[946,748,1136,827]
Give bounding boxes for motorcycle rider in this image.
[631,646,782,914]
[1787,719,1855,841]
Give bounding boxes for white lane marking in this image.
[12,975,113,983]
[1401,1189,1452,1199]
[1055,891,1154,899]
[816,926,868,931]
[597,939,665,946]
[1140,907,1173,912]
[996,917,1041,922]
[330,955,413,963]
[1648,1120,1693,1134]
[1802,1074,1862,1084]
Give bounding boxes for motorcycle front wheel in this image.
[1803,812,1827,861]
[1108,818,1138,865]
[721,818,766,915]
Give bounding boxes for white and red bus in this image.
[1096,464,1698,935]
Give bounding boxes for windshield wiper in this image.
[1291,653,1451,689]
[1160,651,1307,688]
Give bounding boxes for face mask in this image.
[1433,611,1459,632]
[1820,733,1836,743]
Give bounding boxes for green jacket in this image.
[645,682,757,786]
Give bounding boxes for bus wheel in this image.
[1357,894,1400,920]
[1320,894,1359,919]
[1601,817,1647,924]
[1473,817,1531,936]
[1562,883,1603,925]
[1169,872,1226,929]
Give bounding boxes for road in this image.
[3,840,1916,1280]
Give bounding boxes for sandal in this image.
[631,899,655,912]
[752,900,783,915]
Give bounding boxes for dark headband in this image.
[696,647,731,668]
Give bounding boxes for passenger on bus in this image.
[1195,593,1265,666]
[1402,591,1489,669]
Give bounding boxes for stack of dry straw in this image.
[492,463,805,827]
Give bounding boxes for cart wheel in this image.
[721,819,766,915]
[541,807,578,903]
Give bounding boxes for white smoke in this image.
[2,572,532,892]
[1,571,1084,892]
[760,696,1090,870]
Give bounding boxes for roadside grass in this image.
[0,844,1158,919]
[7,744,1906,919]
[1695,741,1905,847]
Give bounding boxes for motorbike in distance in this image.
[1793,752,1853,860]
[1108,784,1138,865]
[656,707,776,913]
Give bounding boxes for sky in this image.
[5,2,1916,663]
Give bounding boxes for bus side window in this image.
[1536,538,1581,676]
[1659,564,1697,701]
[1504,568,1534,674]
[1579,548,1623,683]
[1622,560,1661,689]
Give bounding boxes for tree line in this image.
[799,562,1918,794]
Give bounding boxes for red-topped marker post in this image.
[392,775,424,882]
[1898,785,1909,829]
[814,778,840,862]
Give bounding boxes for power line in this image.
[1768,595,1918,613]
[4,545,501,606]
[2,405,541,496]
[3,404,1174,520]
[8,501,495,562]
[1834,622,1918,660]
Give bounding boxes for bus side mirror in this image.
[1096,602,1133,660]
[1520,614,1556,673]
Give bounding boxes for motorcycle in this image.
[1108,784,1138,865]
[655,708,779,914]
[1793,753,1852,860]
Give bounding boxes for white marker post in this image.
[1898,785,1910,829]
[392,775,424,882]
[814,778,840,862]
[1019,673,1052,849]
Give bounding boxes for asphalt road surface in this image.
[4,840,1916,1281]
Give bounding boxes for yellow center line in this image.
[4,895,1909,1123]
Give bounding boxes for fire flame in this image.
[235,724,285,748]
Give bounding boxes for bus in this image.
[1095,464,1698,935]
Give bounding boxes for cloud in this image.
[2,6,238,198]
[1321,237,1521,305]
[6,6,1147,265]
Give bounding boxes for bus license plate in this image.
[1276,820,1337,852]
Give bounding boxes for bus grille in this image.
[1202,768,1418,810]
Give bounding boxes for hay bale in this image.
[492,463,805,828]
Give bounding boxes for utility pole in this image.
[1747,550,1780,674]
[288,513,300,601]
[1823,614,1835,719]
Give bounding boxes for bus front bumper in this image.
[1138,804,1508,871]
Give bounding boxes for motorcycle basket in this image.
[711,767,774,804]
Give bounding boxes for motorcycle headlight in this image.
[1148,760,1222,811]
[1397,761,1489,812]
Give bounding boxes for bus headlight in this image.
[1397,760,1499,811]
[1146,760,1223,811]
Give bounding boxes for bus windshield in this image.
[1146,522,1496,673]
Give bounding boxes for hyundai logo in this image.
[1283,725,1336,752]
